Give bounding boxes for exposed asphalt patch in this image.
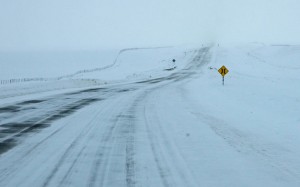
[0,139,17,155]
[80,88,105,93]
[18,100,45,105]
[117,88,137,93]
[65,88,106,95]
[0,106,21,113]
[0,98,101,155]
[136,78,166,84]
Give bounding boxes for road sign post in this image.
[218,65,229,86]
[222,76,224,86]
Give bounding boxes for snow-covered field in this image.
[185,44,300,186]
[0,44,300,187]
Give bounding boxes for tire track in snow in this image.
[58,96,128,187]
[143,105,173,187]
[42,103,105,187]
[123,99,140,187]
[58,145,87,186]
[88,93,141,187]
[132,48,210,186]
[87,92,135,187]
[42,138,81,187]
[142,96,199,187]
[88,113,121,187]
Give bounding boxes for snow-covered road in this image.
[1,45,300,187]
[0,48,210,186]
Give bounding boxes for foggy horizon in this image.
[1,0,300,51]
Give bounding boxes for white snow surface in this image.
[0,44,300,187]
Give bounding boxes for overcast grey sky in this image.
[0,0,300,51]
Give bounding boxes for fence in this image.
[0,78,54,85]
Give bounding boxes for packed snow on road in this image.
[0,44,300,187]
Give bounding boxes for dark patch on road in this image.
[118,89,131,92]
[65,88,106,96]
[1,123,34,133]
[107,87,137,93]
[0,106,21,113]
[0,139,17,155]
[0,100,44,116]
[0,98,101,155]
[46,98,101,122]
[136,77,167,84]
[18,100,45,105]
[78,88,105,93]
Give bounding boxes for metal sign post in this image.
[223,76,224,86]
[218,65,229,86]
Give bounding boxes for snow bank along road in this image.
[1,45,300,187]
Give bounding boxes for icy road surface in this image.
[1,46,300,187]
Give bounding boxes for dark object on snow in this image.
[164,59,176,71]
[164,66,177,71]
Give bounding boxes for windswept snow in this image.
[184,44,300,186]
[0,47,192,101]
[0,44,300,187]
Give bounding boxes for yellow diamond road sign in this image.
[218,65,229,77]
